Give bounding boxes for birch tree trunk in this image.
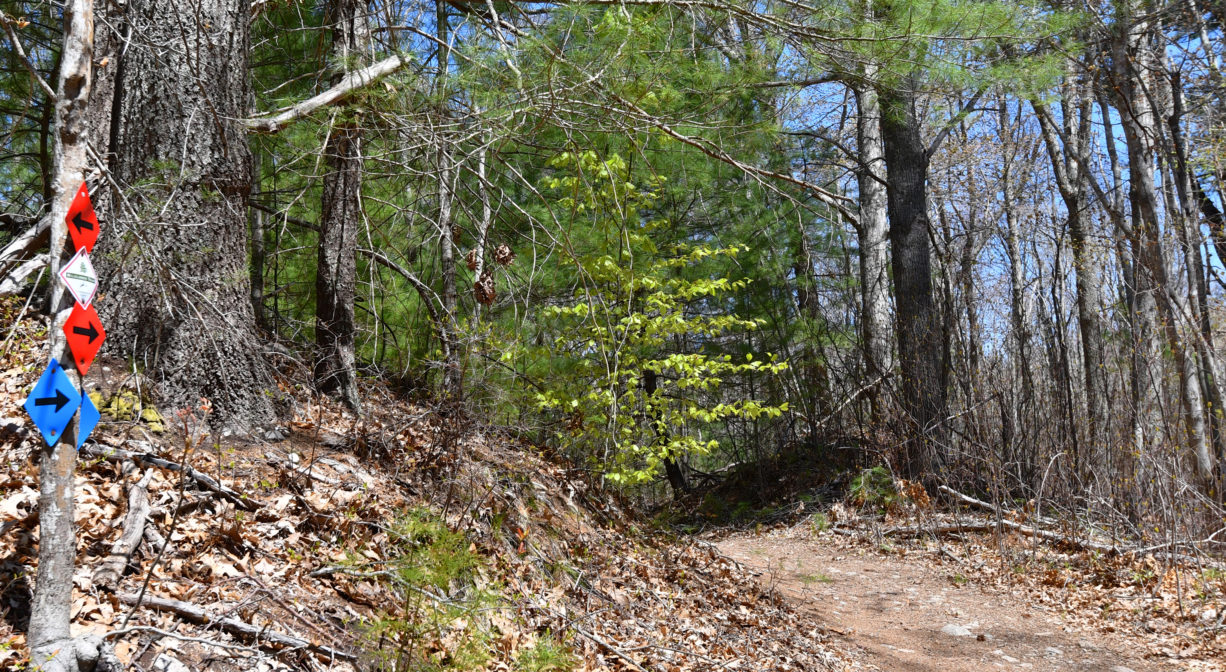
[30,6,110,669]
[854,79,893,418]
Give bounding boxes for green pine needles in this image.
[527,149,787,486]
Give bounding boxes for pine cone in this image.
[493,243,515,267]
[474,272,496,305]
[465,249,479,271]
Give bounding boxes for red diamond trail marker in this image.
[66,182,99,253]
[63,302,106,375]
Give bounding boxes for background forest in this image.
[4,0,1226,547]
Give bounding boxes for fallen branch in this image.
[937,485,1057,527]
[245,54,407,133]
[93,471,153,590]
[117,593,356,662]
[103,625,259,653]
[876,517,1226,569]
[0,219,49,279]
[82,443,260,511]
[0,253,47,295]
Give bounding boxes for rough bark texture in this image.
[94,0,279,431]
[854,82,893,403]
[315,0,366,413]
[879,82,946,480]
[999,100,1034,478]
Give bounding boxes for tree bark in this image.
[1031,70,1109,477]
[314,0,366,413]
[436,1,461,398]
[30,5,107,670]
[879,80,945,481]
[94,0,279,431]
[854,80,893,419]
[1112,16,1214,479]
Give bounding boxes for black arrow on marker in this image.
[71,211,95,233]
[73,322,100,344]
[35,389,70,412]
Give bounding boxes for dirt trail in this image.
[718,533,1176,672]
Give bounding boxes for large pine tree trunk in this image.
[95,0,279,431]
[879,81,946,480]
[315,0,366,413]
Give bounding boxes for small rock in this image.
[1110,667,1136,672]
[153,654,191,672]
[941,624,973,637]
[1001,655,1019,663]
[1200,608,1218,622]
[1045,647,1063,657]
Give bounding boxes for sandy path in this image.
[718,534,1177,672]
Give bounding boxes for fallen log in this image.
[0,218,48,278]
[117,593,356,662]
[93,471,153,590]
[876,518,1225,569]
[937,485,1057,527]
[81,443,259,511]
[0,253,47,295]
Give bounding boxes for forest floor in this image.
[716,519,1225,672]
[1,294,1223,671]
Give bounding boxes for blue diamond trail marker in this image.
[23,358,83,447]
[77,392,100,449]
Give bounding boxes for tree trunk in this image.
[29,4,109,670]
[314,0,366,413]
[436,1,461,397]
[1112,18,1214,479]
[1031,70,1109,477]
[855,81,893,421]
[879,80,945,481]
[998,99,1034,477]
[95,0,278,432]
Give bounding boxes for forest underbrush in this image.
[0,298,866,671]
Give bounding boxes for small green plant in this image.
[514,631,575,672]
[799,572,833,585]
[849,466,899,512]
[362,508,500,671]
[809,512,831,533]
[529,149,788,487]
[949,573,968,586]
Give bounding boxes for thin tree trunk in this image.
[314,0,366,413]
[436,1,461,397]
[1113,18,1214,479]
[1031,69,1109,477]
[30,3,103,670]
[999,99,1034,478]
